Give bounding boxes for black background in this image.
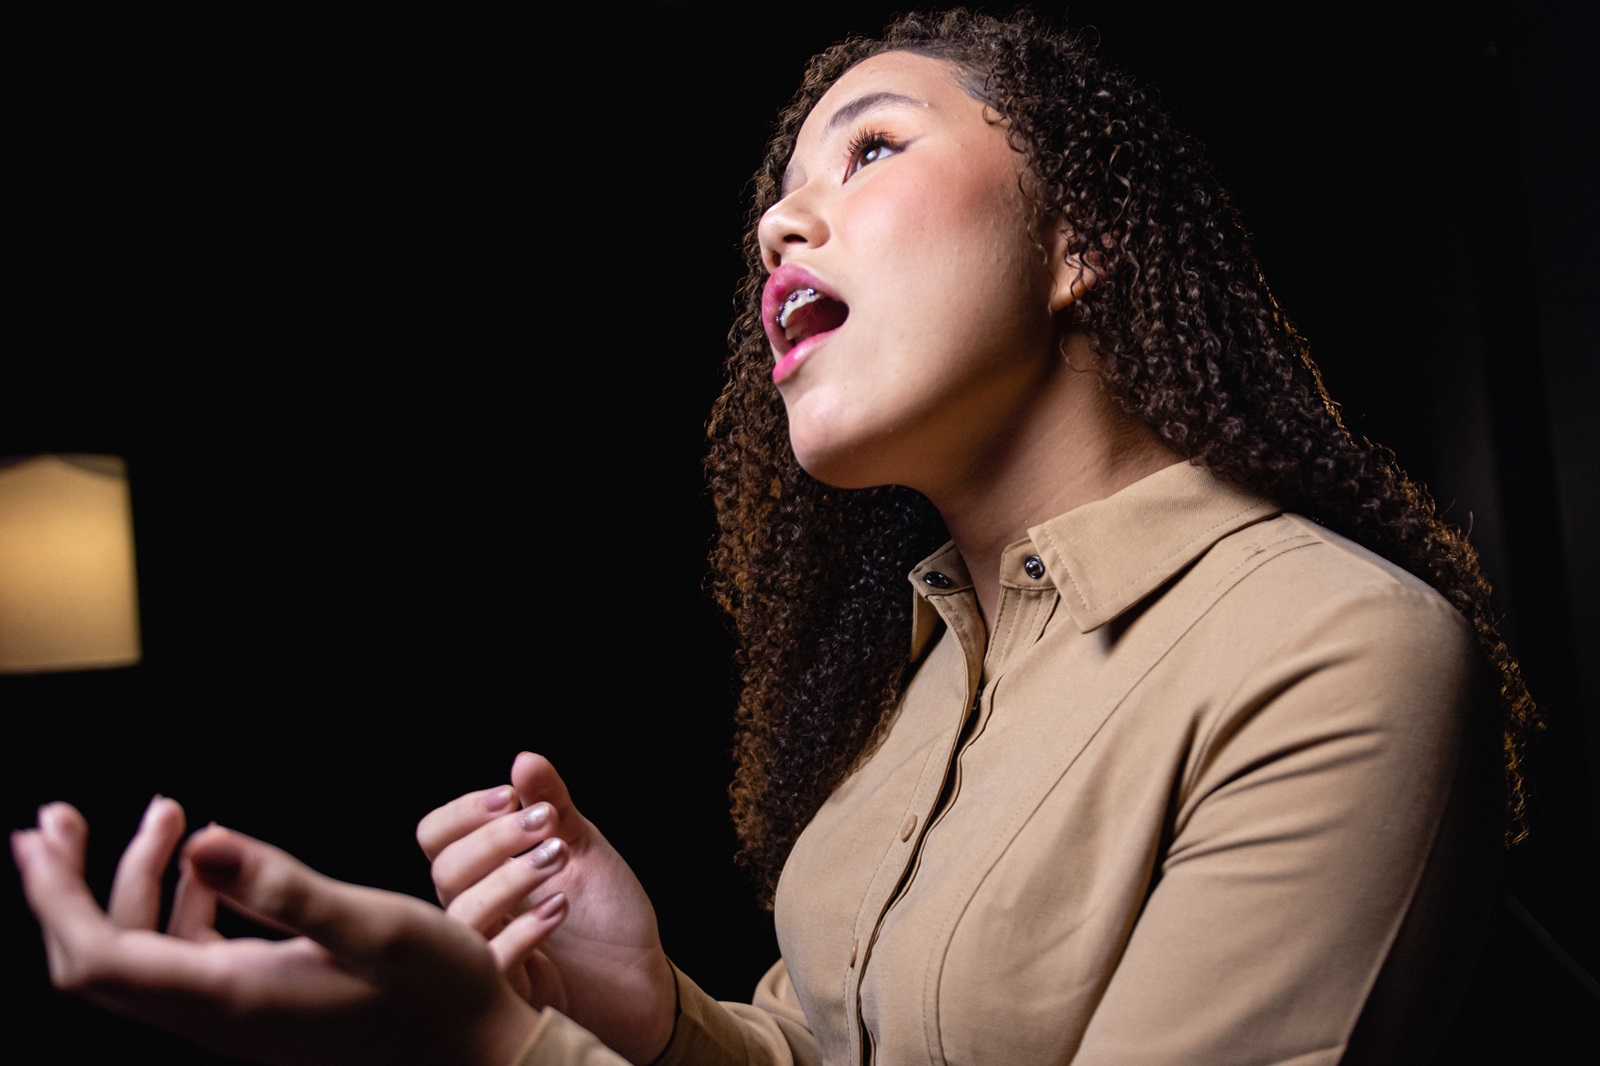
[7,2,1597,1060]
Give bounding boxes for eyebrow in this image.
[824,90,928,133]
[781,90,930,197]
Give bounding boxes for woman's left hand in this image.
[12,796,553,1066]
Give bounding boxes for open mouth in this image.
[761,266,849,382]
[775,287,849,351]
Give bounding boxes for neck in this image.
[925,335,1180,628]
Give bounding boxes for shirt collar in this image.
[908,461,1279,654]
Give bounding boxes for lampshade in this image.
[0,454,141,673]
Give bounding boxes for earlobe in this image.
[1046,224,1101,313]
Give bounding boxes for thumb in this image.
[510,752,576,816]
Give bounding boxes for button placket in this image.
[845,667,980,1064]
[846,559,982,1066]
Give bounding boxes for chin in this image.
[792,452,868,490]
[790,441,911,493]
[784,401,928,491]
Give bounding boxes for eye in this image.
[846,129,900,175]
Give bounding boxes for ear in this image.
[1046,223,1100,313]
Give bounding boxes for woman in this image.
[421,8,1531,1063]
[15,8,1534,1064]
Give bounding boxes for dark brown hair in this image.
[706,7,1536,901]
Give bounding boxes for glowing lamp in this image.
[0,454,141,673]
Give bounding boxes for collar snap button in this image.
[1023,555,1046,580]
[922,571,952,589]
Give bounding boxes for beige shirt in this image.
[526,461,1504,1065]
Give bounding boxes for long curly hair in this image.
[706,7,1537,902]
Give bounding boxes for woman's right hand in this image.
[417,752,677,1066]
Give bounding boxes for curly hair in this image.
[706,7,1537,902]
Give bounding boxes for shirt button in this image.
[900,814,918,841]
[1024,555,1046,580]
[922,571,952,589]
[849,938,859,967]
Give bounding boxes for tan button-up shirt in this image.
[525,462,1504,1065]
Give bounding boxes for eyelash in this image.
[845,128,899,174]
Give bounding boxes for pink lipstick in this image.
[762,264,849,384]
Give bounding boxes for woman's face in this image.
[759,50,1078,494]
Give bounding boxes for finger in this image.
[510,752,576,816]
[14,806,220,997]
[416,783,518,862]
[506,960,534,1004]
[430,802,560,909]
[34,801,89,876]
[446,836,568,936]
[12,805,102,988]
[108,796,186,930]
[184,825,459,979]
[168,854,222,941]
[15,813,367,1043]
[488,892,566,975]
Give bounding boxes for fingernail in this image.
[518,803,551,831]
[534,891,566,918]
[529,838,564,868]
[192,842,244,887]
[482,786,515,813]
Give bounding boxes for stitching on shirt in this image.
[1043,501,1274,614]
[1176,536,1468,814]
[851,739,941,1055]
[987,587,1052,679]
[918,532,1300,1051]
[868,599,981,1063]
[987,585,1026,666]
[1175,538,1320,803]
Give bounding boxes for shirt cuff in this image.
[513,1007,630,1065]
[649,961,765,1066]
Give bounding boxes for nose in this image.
[758,183,829,271]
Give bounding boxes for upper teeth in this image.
[777,287,821,337]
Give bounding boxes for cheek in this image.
[864,167,1041,298]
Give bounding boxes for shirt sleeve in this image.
[513,1008,630,1065]
[1071,582,1506,1064]
[519,960,821,1066]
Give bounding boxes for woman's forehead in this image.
[778,50,1003,198]
[802,51,968,133]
